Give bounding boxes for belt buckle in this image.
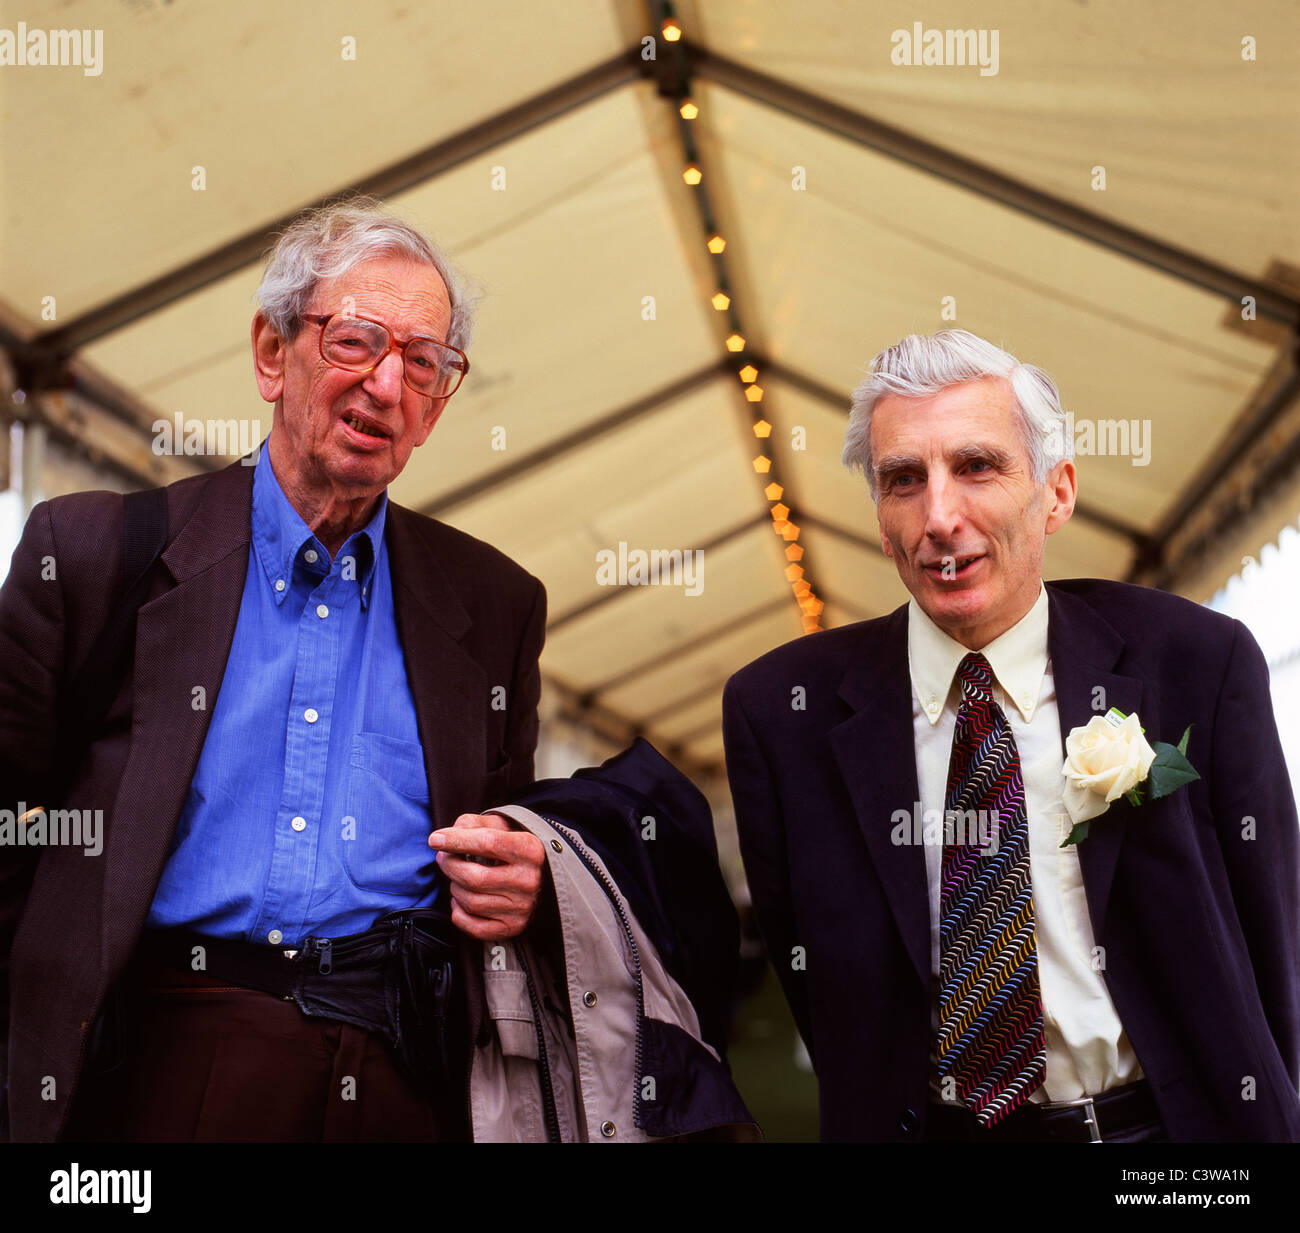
[1042,1093,1103,1142]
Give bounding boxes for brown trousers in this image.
[64,958,465,1142]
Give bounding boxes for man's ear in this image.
[1044,459,1077,535]
[252,312,287,405]
[414,396,449,447]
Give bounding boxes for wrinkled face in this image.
[871,376,1075,649]
[256,254,453,498]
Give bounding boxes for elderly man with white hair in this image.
[723,328,1300,1143]
[0,198,550,1142]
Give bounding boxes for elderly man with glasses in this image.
[0,198,550,1142]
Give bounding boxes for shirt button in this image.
[304,708,319,723]
[304,549,318,564]
[275,579,286,592]
[268,929,283,944]
[926,698,939,714]
[583,991,597,1007]
[316,604,329,619]
[291,816,307,832]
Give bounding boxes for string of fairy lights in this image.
[656,7,825,635]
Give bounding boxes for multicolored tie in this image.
[937,652,1045,1125]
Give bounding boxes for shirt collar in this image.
[251,442,386,608]
[907,582,1049,725]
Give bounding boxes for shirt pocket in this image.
[342,732,436,896]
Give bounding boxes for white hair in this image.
[255,195,475,354]
[842,329,1071,498]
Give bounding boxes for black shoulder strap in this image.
[56,486,169,787]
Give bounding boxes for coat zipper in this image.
[541,817,646,1132]
[517,946,563,1142]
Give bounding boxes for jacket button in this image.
[899,1108,919,1134]
[583,991,597,1007]
[600,1121,616,1137]
[550,839,562,853]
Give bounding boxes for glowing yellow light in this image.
[753,455,772,474]
[711,292,730,311]
[771,503,790,522]
[764,483,783,501]
[662,20,682,41]
[782,523,800,541]
[738,365,758,383]
[682,165,702,186]
[745,385,764,403]
[753,420,771,438]
[725,333,745,352]
[786,544,804,562]
[772,519,788,533]
[786,564,804,582]
[707,234,726,254]
[793,581,811,597]
[679,100,699,120]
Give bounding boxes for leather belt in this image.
[124,908,465,1112]
[927,1080,1162,1142]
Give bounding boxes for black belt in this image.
[926,1080,1162,1142]
[130,908,466,1111]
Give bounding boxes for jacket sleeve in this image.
[722,677,815,1065]
[0,501,67,1100]
[1210,618,1300,1088]
[504,575,546,793]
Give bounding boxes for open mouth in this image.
[924,553,984,580]
[341,413,391,441]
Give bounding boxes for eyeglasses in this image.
[303,313,469,399]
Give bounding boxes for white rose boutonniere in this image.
[1060,708,1199,847]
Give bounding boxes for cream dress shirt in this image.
[909,584,1143,1102]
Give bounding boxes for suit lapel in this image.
[103,460,256,968]
[827,586,1147,987]
[829,606,931,987]
[1046,583,1144,934]
[385,504,485,831]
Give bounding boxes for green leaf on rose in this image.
[1060,821,1091,848]
[1145,727,1199,800]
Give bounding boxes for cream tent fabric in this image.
[2,0,1297,775]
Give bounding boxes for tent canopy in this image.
[3,0,1298,773]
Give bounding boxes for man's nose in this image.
[361,347,406,403]
[923,473,963,543]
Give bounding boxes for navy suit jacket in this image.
[723,579,1300,1142]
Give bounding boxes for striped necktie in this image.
[937,651,1046,1125]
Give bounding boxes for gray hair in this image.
[842,328,1071,498]
[255,195,475,354]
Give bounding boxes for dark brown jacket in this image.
[0,455,546,1141]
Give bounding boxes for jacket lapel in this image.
[1046,583,1144,934]
[385,504,485,831]
[829,605,931,987]
[103,460,256,968]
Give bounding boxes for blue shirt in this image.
[147,445,439,945]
